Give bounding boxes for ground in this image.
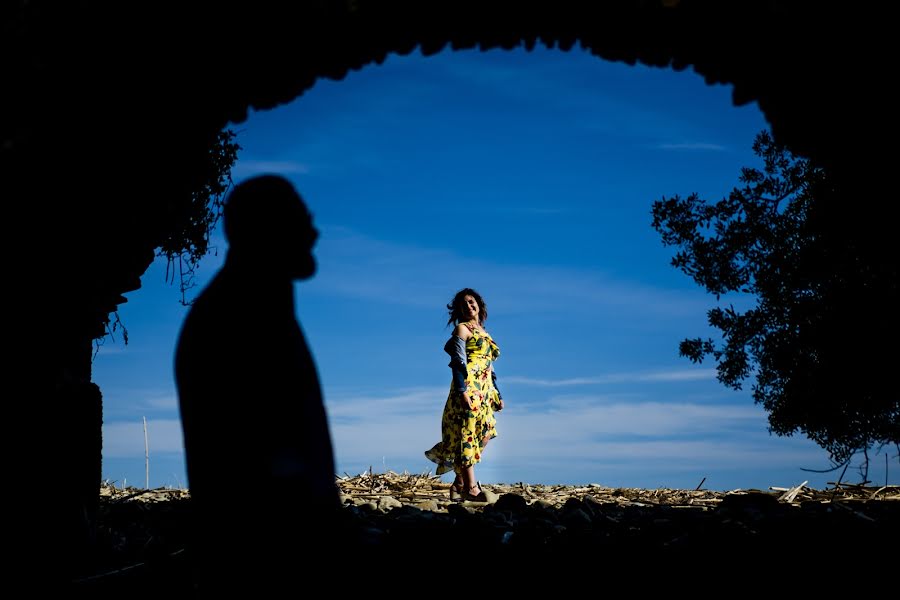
[69,473,899,589]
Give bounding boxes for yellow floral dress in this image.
[425,322,501,475]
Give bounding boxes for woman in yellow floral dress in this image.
[425,288,504,502]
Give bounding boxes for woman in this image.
[425,288,504,502]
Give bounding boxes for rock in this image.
[482,488,500,504]
[447,503,474,517]
[494,493,528,511]
[414,500,439,512]
[562,497,585,512]
[378,496,403,510]
[561,508,592,527]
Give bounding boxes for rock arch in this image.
[4,1,888,581]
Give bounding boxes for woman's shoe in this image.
[449,480,463,501]
[462,485,488,502]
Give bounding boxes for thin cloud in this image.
[99,386,181,417]
[654,142,727,151]
[232,160,312,177]
[91,344,128,356]
[434,51,707,143]
[144,395,178,410]
[308,225,713,319]
[503,368,717,386]
[483,206,569,216]
[325,385,824,485]
[328,387,447,422]
[102,419,184,458]
[99,388,826,488]
[505,397,761,436]
[498,437,820,466]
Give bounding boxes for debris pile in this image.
[76,475,898,588]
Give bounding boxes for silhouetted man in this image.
[175,175,339,589]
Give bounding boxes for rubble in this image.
[75,474,898,588]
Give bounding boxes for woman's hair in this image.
[446,288,488,326]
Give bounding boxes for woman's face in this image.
[462,295,480,321]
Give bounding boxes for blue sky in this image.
[92,46,896,492]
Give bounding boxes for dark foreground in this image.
[65,478,899,590]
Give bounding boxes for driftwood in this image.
[776,480,808,503]
[331,471,899,510]
[98,474,900,508]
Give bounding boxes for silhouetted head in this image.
[447,288,487,326]
[223,175,318,279]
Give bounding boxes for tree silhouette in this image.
[92,129,240,357]
[158,129,241,305]
[652,130,899,469]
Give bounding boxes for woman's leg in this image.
[450,470,463,499]
[461,465,482,497]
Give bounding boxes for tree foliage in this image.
[92,130,239,354]
[651,131,899,467]
[158,129,241,304]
